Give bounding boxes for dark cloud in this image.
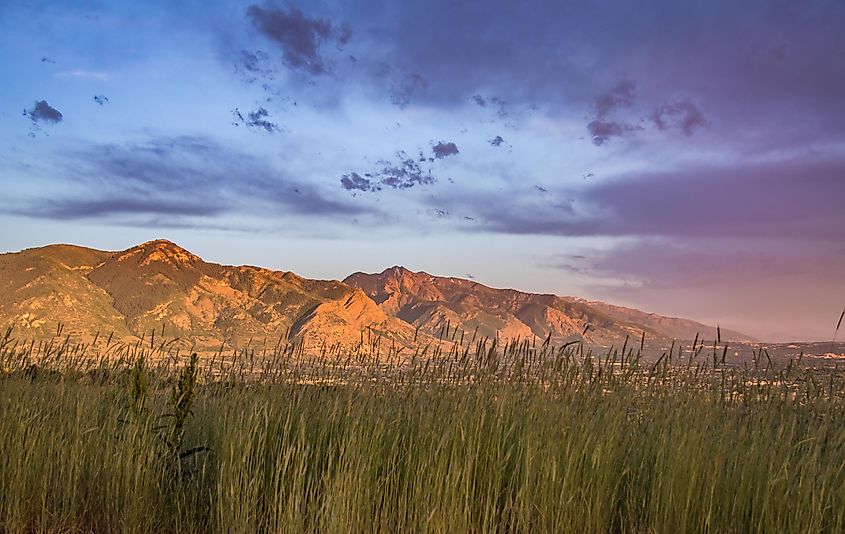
[458,157,845,240]
[246,4,349,76]
[340,172,371,192]
[231,106,281,133]
[336,24,352,45]
[241,49,267,73]
[432,141,459,159]
[586,80,704,144]
[476,209,589,236]
[224,0,845,152]
[581,158,845,239]
[490,135,505,147]
[650,99,707,136]
[371,154,435,189]
[370,62,430,108]
[586,80,643,145]
[10,136,365,222]
[587,120,623,146]
[471,94,509,121]
[547,240,803,290]
[235,50,276,84]
[594,79,635,117]
[587,120,644,146]
[23,100,63,124]
[341,151,436,192]
[37,197,222,220]
[390,72,427,108]
[93,95,109,106]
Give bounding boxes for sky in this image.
[0,0,843,342]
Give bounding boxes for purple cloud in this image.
[236,50,277,84]
[231,107,280,133]
[432,141,459,159]
[587,120,623,146]
[246,4,350,75]
[23,100,63,124]
[548,240,801,290]
[340,172,372,192]
[543,238,845,342]
[583,159,845,239]
[594,79,635,117]
[8,136,366,222]
[227,0,845,146]
[586,81,705,144]
[341,151,436,192]
[586,80,642,145]
[390,72,427,108]
[464,157,845,240]
[650,99,707,136]
[587,120,643,146]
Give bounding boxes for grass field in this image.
[2,328,845,533]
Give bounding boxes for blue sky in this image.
[1,0,844,341]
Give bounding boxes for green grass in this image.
[1,329,845,533]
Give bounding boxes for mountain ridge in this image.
[0,240,423,353]
[344,266,755,346]
[0,240,755,355]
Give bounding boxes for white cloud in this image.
[56,70,110,80]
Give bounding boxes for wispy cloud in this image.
[9,136,368,223]
[650,99,707,136]
[56,69,109,80]
[587,120,642,146]
[449,157,845,240]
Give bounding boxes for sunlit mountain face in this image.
[1,0,843,342]
[0,240,756,354]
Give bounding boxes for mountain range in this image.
[0,240,753,354]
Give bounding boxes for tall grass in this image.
[1,328,845,533]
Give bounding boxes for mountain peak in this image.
[383,265,413,275]
[380,266,440,290]
[382,265,433,280]
[142,238,179,247]
[115,239,200,267]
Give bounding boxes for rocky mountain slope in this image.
[0,241,752,355]
[345,266,754,346]
[0,240,420,352]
